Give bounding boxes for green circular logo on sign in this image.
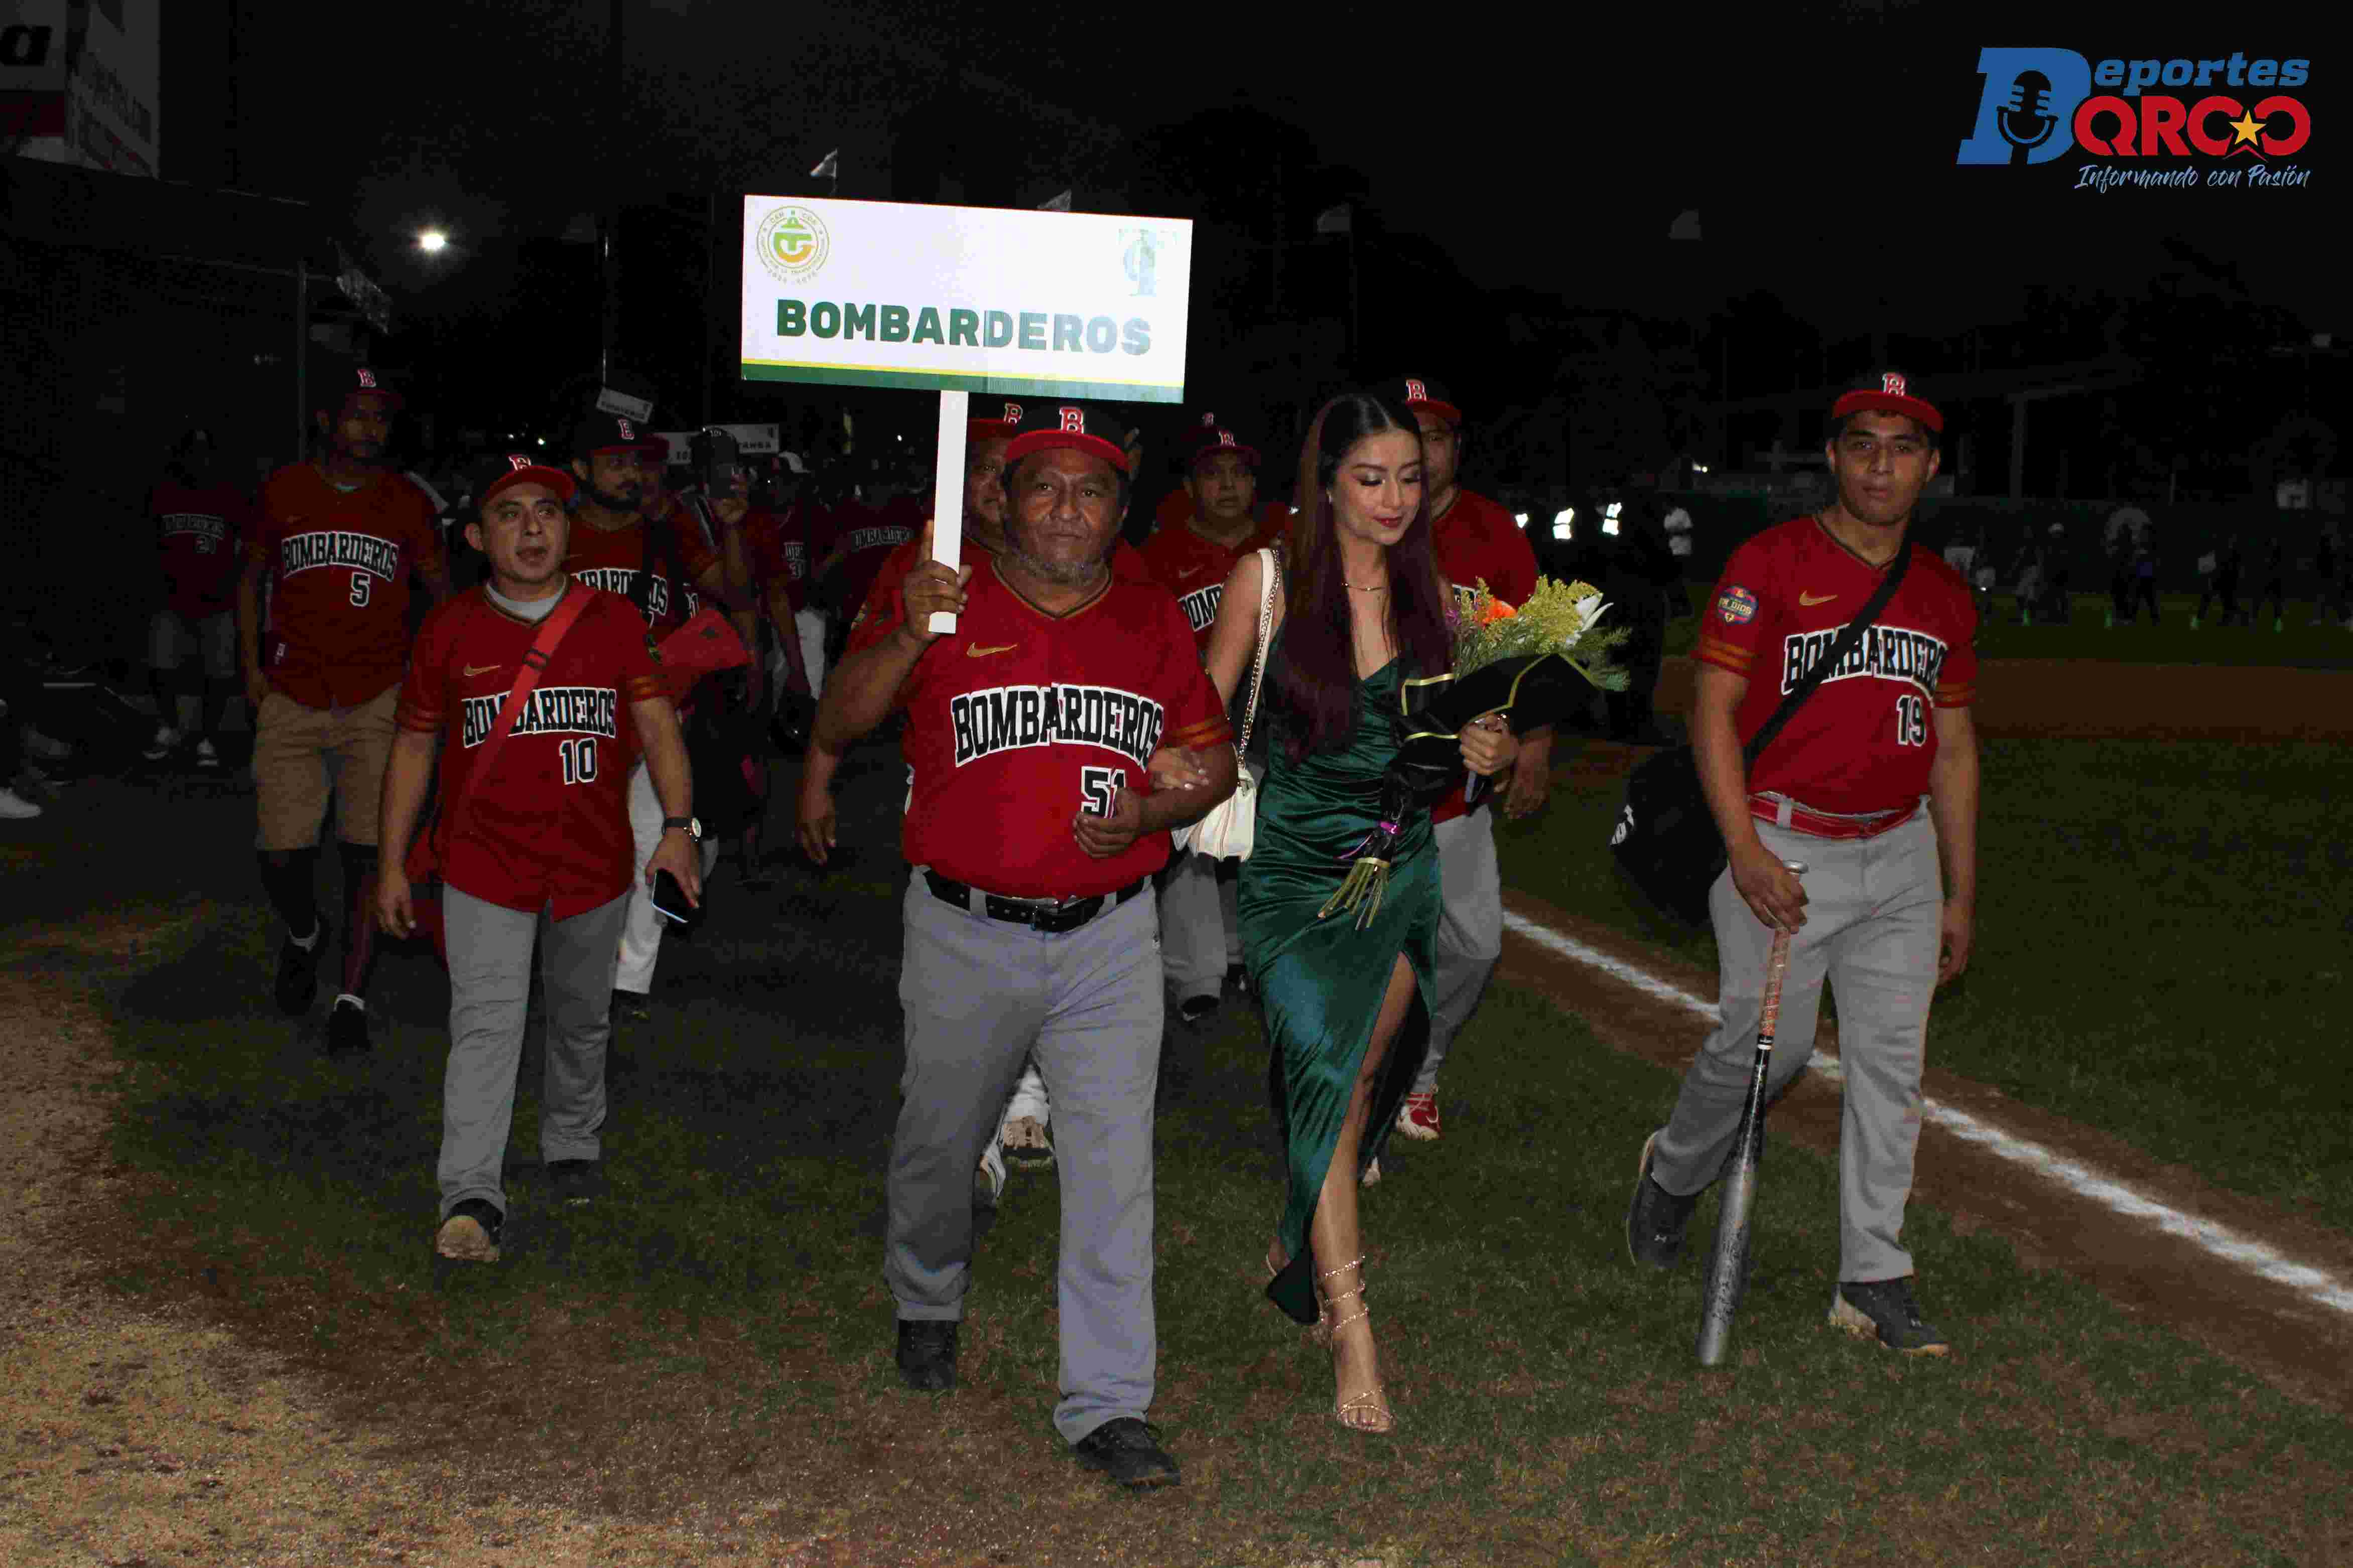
[756,205,830,283]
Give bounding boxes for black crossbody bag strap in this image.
[1740,538,1913,768]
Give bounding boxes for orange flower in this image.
[1478,597,1518,625]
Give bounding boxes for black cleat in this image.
[1176,994,1220,1029]
[546,1158,606,1207]
[895,1319,958,1392]
[324,996,371,1055]
[435,1199,503,1263]
[1830,1276,1951,1356]
[273,921,326,1016]
[1073,1417,1180,1490]
[1626,1129,1699,1269]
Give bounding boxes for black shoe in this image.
[1176,993,1219,1029]
[273,921,326,1016]
[1626,1129,1698,1269]
[610,988,651,1026]
[895,1319,958,1391]
[435,1199,503,1263]
[1830,1276,1950,1356]
[1073,1417,1180,1490]
[1224,962,1253,998]
[324,996,371,1055]
[547,1158,606,1207]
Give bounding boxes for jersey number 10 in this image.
[558,737,600,785]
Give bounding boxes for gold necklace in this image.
[1344,580,1388,591]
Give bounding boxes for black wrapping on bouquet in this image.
[1317,654,1577,929]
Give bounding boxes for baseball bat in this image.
[1696,860,1805,1367]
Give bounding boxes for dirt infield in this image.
[1655,655,2353,741]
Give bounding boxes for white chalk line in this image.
[1501,910,2353,1319]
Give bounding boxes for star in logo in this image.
[2226,108,2267,153]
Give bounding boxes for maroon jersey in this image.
[889,559,1231,900]
[562,515,701,629]
[1428,488,1541,825]
[1136,515,1287,653]
[1695,516,1978,815]
[743,500,818,594]
[253,465,446,708]
[824,494,924,616]
[153,478,251,618]
[396,583,661,918]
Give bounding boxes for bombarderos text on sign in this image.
[738,196,1193,404]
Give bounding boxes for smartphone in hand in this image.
[651,869,703,930]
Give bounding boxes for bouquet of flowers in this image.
[1318,577,1629,929]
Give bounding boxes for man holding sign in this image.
[816,400,1234,1488]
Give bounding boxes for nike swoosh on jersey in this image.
[965,642,1018,658]
[1799,591,1840,606]
[1174,564,1205,580]
[463,663,502,676]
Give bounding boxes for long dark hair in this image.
[1269,390,1451,761]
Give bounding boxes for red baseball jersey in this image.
[651,494,723,591]
[846,536,1159,662]
[1696,517,1979,815]
[253,464,446,708]
[742,500,818,592]
[152,478,252,619]
[563,515,701,629]
[1428,488,1541,825]
[890,559,1231,900]
[1153,487,1288,539]
[1136,515,1288,653]
[824,494,925,616]
[396,583,661,918]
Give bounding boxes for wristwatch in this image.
[662,815,704,841]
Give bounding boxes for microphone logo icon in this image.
[1997,69,2058,164]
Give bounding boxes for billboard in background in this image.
[738,195,1192,403]
[7,0,158,177]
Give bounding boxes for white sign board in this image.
[739,195,1192,404]
[651,424,782,465]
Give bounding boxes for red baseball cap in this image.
[338,365,406,411]
[1831,371,1944,434]
[1392,374,1461,425]
[1003,399,1133,476]
[1189,424,1260,470]
[470,451,578,509]
[970,398,1025,444]
[569,410,665,460]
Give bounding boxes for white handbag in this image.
[1174,547,1276,860]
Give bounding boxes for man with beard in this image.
[815,400,1234,1490]
[240,368,450,1055]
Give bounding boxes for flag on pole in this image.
[1316,203,1352,235]
[809,149,840,180]
[1038,189,1073,212]
[1668,209,1702,240]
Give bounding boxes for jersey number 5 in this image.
[1080,765,1126,818]
[1893,693,1927,747]
[348,570,371,607]
[558,737,599,785]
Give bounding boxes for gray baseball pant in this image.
[1157,848,1240,1005]
[1650,809,1943,1283]
[885,872,1163,1446]
[1415,808,1503,1095]
[438,884,629,1220]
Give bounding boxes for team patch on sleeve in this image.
[1716,586,1758,625]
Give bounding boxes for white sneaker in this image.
[23,728,72,762]
[0,787,43,820]
[975,1137,1007,1207]
[142,725,182,762]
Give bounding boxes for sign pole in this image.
[928,390,968,635]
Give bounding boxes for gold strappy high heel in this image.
[1318,1254,1393,1433]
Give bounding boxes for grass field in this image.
[18,754,2349,1565]
[1502,736,2353,1234]
[1661,589,2353,669]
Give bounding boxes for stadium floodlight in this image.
[1513,512,1530,528]
[1552,507,1575,540]
[417,229,450,254]
[1603,500,1623,536]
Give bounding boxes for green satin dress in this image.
[1239,634,1440,1326]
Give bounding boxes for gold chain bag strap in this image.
[1174,547,1277,860]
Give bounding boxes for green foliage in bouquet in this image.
[1452,577,1633,692]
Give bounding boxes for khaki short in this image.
[251,686,400,850]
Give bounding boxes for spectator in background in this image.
[811,452,924,660]
[2040,521,2073,623]
[2312,527,2346,627]
[2105,504,2151,626]
[2193,533,2243,630]
[2126,523,2161,624]
[2250,535,2289,632]
[145,429,254,770]
[1601,502,1680,743]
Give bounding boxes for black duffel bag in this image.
[1611,542,1913,928]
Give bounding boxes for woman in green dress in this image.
[1203,391,1519,1432]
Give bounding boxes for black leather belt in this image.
[924,870,1147,934]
